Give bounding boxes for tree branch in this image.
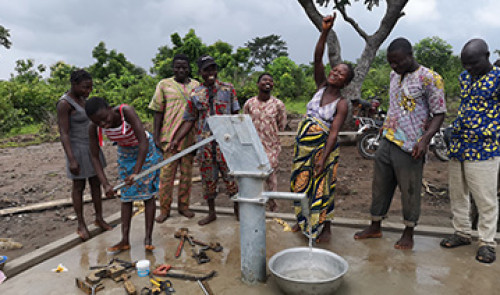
[335,0,369,41]
[298,0,342,65]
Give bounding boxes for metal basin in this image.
[269,247,348,295]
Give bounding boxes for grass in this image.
[0,123,56,148]
[284,99,308,115]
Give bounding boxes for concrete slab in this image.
[1,210,498,295]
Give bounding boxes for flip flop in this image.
[476,245,496,264]
[106,243,130,255]
[440,234,471,249]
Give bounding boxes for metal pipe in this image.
[237,176,266,284]
[113,136,215,191]
[262,192,309,221]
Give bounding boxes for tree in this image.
[414,36,453,75]
[150,29,207,78]
[245,34,288,69]
[0,25,12,50]
[298,0,409,101]
[88,42,146,82]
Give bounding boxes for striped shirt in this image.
[148,77,200,150]
[101,104,140,147]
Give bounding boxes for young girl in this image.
[56,70,112,241]
[85,97,162,253]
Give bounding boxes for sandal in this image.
[106,243,130,255]
[476,245,496,264]
[145,245,155,252]
[440,234,471,248]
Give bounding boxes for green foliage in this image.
[0,24,11,50]
[414,36,453,75]
[266,56,315,103]
[245,34,288,69]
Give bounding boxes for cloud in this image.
[475,0,500,27]
[404,0,439,23]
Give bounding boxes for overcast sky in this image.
[1,0,500,80]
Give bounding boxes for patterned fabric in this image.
[448,66,500,161]
[158,150,194,213]
[291,116,339,239]
[148,77,199,150]
[306,88,340,128]
[117,135,162,202]
[382,66,446,153]
[243,96,287,169]
[101,105,140,147]
[200,142,238,199]
[183,80,240,142]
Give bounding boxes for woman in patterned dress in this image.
[86,97,162,253]
[291,13,354,243]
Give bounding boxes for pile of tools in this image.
[75,228,222,294]
[173,227,223,264]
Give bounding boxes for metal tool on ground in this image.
[174,228,189,258]
[75,278,104,295]
[190,237,223,252]
[140,278,175,295]
[197,280,214,295]
[192,248,210,264]
[152,264,217,281]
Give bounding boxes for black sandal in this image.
[476,245,496,264]
[440,234,471,248]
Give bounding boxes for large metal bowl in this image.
[269,247,348,295]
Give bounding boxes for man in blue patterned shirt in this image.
[441,39,499,264]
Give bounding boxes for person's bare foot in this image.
[394,227,414,250]
[178,209,195,219]
[155,213,170,223]
[76,226,90,241]
[316,222,331,243]
[267,200,278,212]
[94,219,113,231]
[354,226,382,240]
[198,214,216,226]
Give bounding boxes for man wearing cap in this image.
[169,55,240,226]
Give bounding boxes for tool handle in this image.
[175,240,184,258]
[113,136,215,191]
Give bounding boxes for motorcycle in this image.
[429,127,450,162]
[352,97,386,120]
[354,116,384,160]
[355,115,450,161]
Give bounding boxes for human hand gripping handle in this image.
[322,13,336,32]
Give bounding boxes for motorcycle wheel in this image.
[432,136,449,161]
[357,130,380,160]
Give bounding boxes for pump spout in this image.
[261,192,309,219]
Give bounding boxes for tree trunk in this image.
[298,0,409,103]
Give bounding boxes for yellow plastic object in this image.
[273,218,292,232]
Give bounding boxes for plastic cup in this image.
[136,259,150,277]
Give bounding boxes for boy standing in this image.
[243,73,287,211]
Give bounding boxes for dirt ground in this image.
[0,133,451,262]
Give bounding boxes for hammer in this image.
[174,228,189,258]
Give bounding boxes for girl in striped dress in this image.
[86,97,162,253]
